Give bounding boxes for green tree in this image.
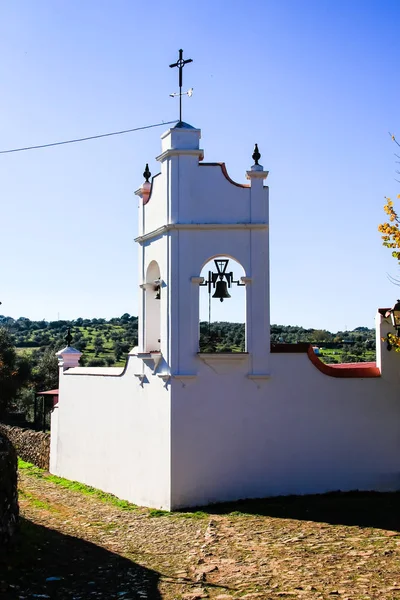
[0,327,30,418]
[74,339,87,352]
[34,348,59,391]
[114,340,123,362]
[94,336,104,356]
[313,329,331,343]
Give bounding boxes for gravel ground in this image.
[1,469,400,599]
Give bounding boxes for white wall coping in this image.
[197,353,249,362]
[135,222,268,243]
[64,367,125,376]
[156,148,204,162]
[246,169,269,180]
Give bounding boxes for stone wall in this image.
[0,424,50,470]
[0,433,18,545]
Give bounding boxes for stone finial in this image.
[246,143,268,181]
[56,345,82,371]
[143,163,151,183]
[134,165,152,205]
[252,144,261,166]
[57,331,82,371]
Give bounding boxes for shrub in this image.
[87,358,106,367]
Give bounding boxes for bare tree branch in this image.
[387,273,400,286]
[389,132,400,148]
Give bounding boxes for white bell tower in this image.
[134,121,270,378]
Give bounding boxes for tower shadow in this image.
[1,517,161,599]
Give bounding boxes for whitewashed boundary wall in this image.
[50,352,171,510]
[50,312,400,510]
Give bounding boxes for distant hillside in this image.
[200,321,375,363]
[0,314,138,368]
[0,315,376,366]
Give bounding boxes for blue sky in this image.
[0,0,399,331]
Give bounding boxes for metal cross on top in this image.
[65,327,72,346]
[169,49,193,123]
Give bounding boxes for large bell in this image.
[212,280,231,302]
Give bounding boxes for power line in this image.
[0,120,177,155]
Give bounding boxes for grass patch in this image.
[45,476,138,511]
[19,489,56,511]
[19,459,209,519]
[176,510,207,519]
[18,458,45,477]
[148,509,169,517]
[18,458,138,511]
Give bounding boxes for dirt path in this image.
[2,469,400,599]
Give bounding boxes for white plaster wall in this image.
[170,352,400,509]
[51,312,400,512]
[51,355,172,510]
[144,162,256,229]
[179,164,251,224]
[144,126,261,234]
[161,126,201,153]
[143,172,167,233]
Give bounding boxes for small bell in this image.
[212,280,231,302]
[154,278,161,300]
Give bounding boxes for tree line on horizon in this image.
[0,313,376,352]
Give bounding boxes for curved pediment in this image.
[199,162,250,189]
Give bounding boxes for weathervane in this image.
[169,49,193,123]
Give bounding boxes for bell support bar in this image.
[199,259,245,296]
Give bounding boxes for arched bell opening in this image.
[144,260,161,353]
[199,256,246,353]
